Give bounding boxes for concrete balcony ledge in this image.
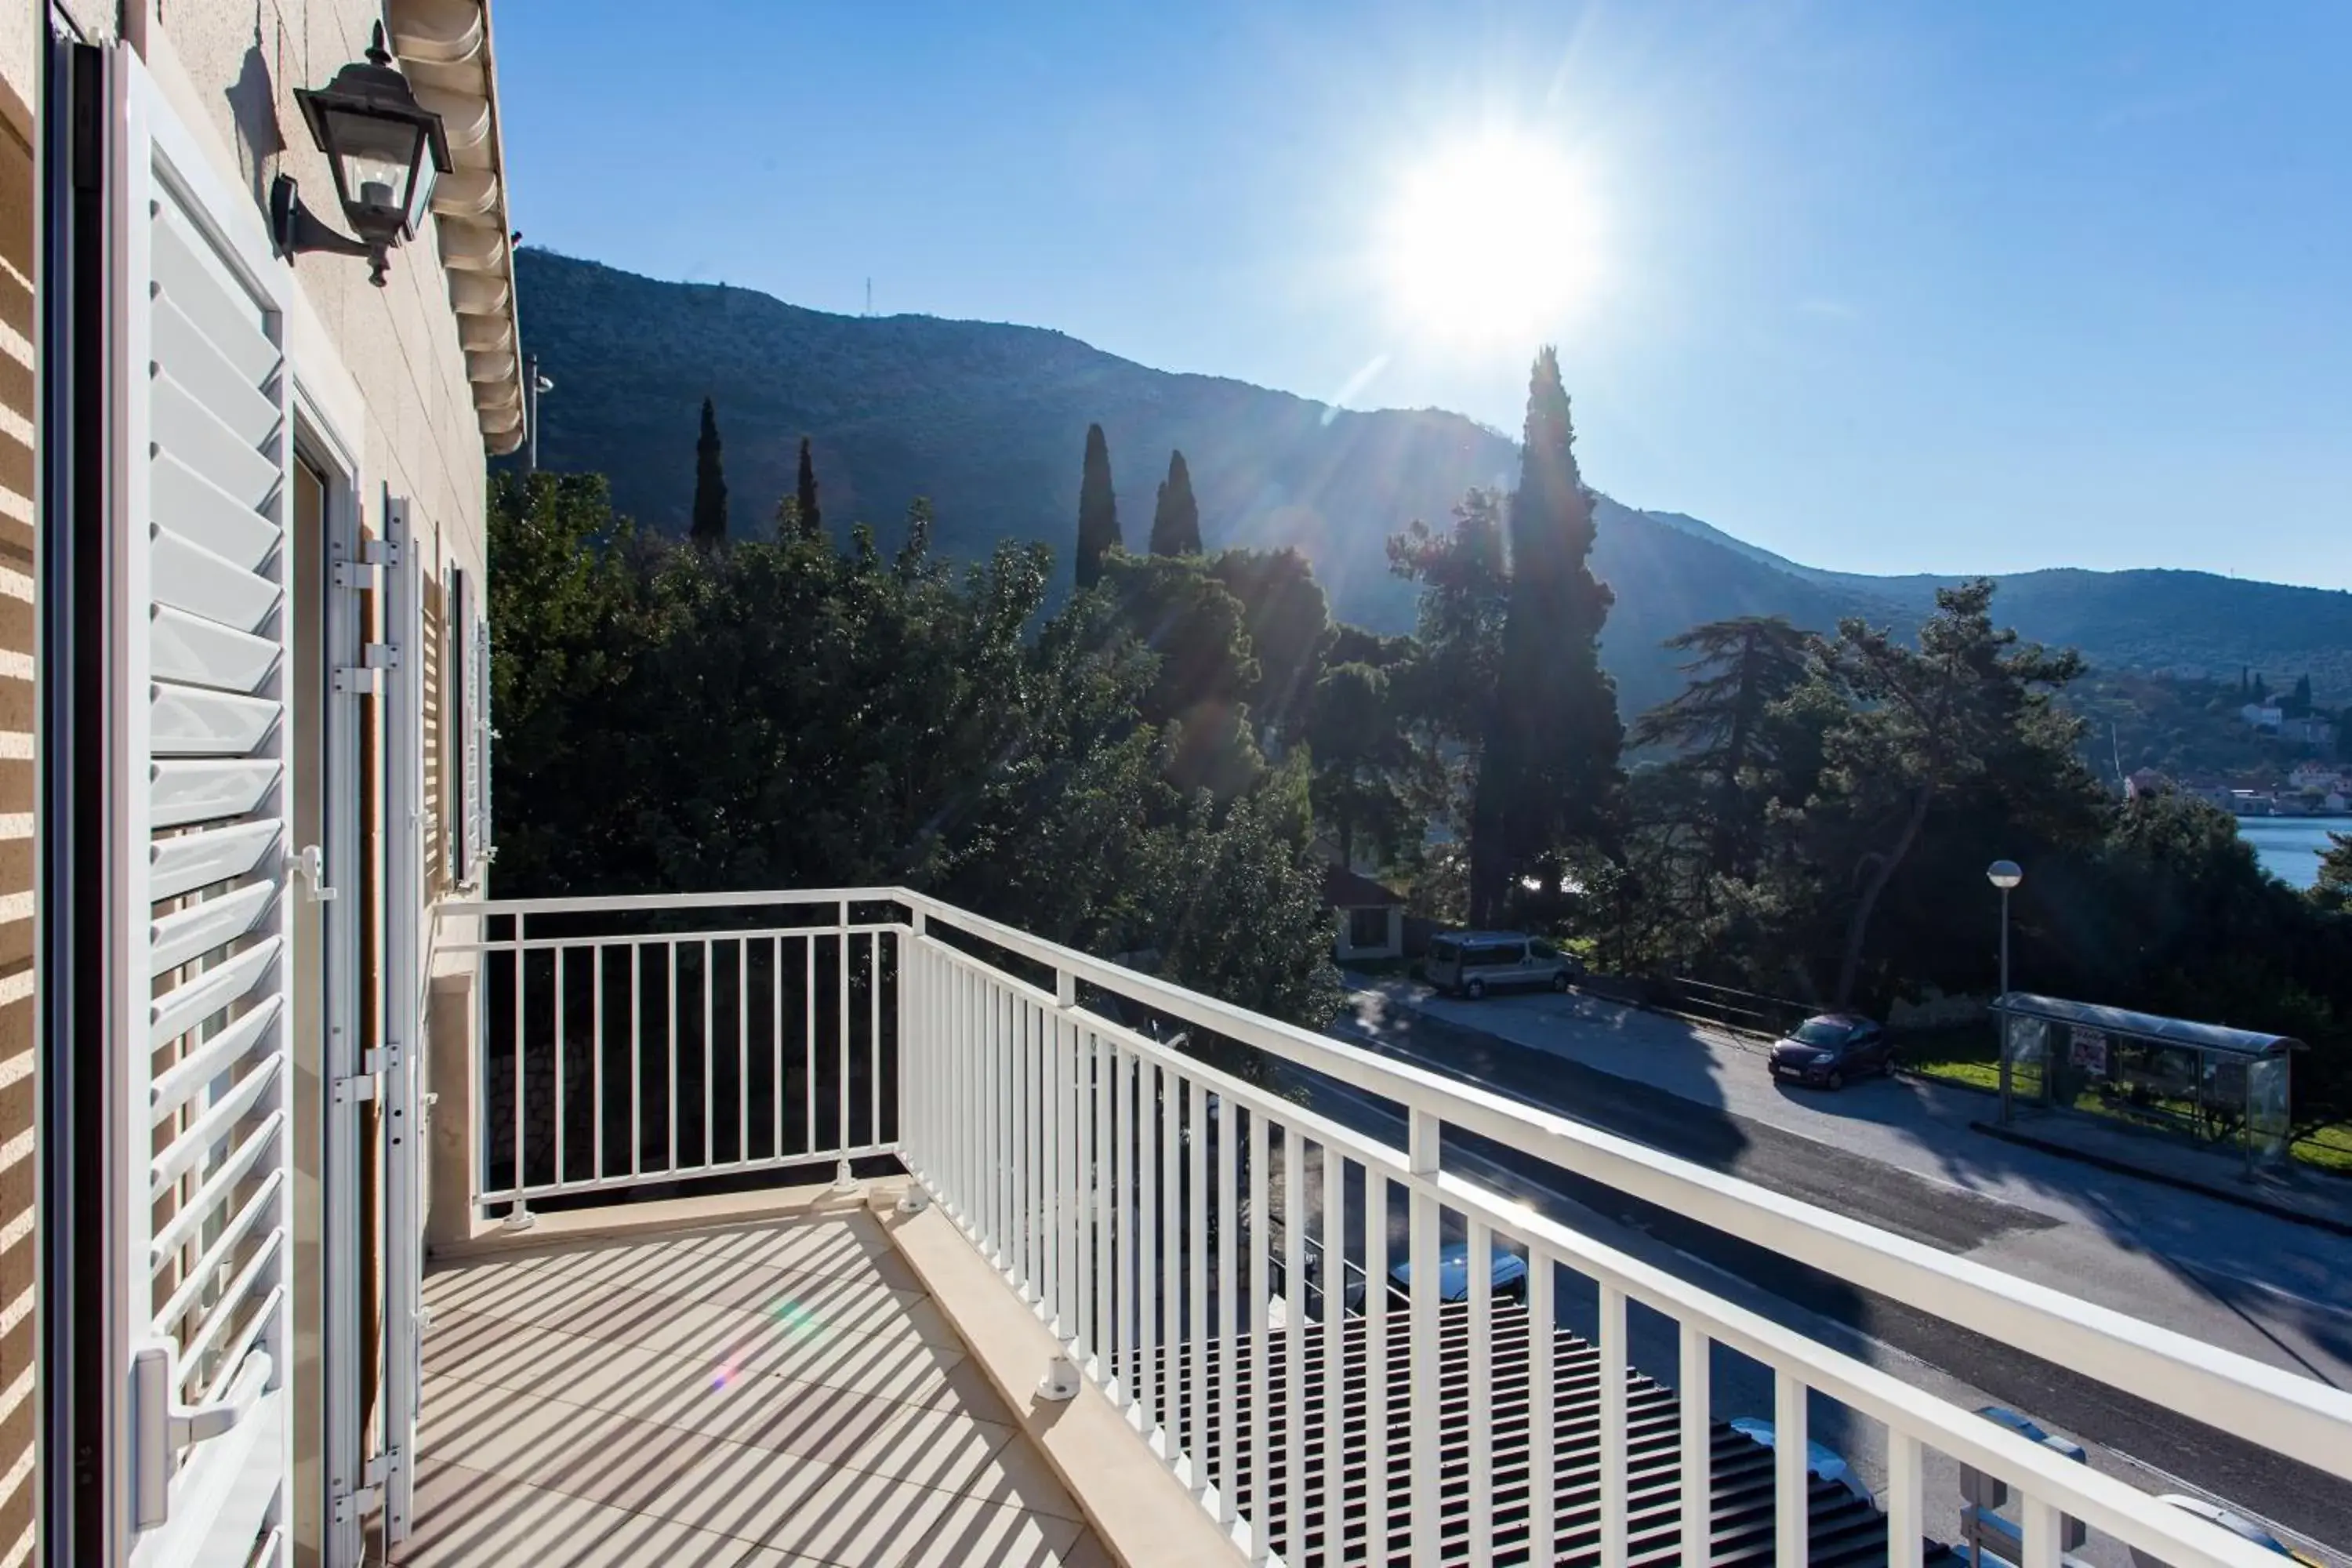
[879,1200,1232,1568]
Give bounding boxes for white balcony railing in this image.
[438,888,2350,1568]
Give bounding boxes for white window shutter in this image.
[444,563,465,888]
[476,610,493,876]
[381,499,426,1544]
[111,44,296,1567]
[453,569,485,886]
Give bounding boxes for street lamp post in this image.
[1987,859,2024,1121]
[1987,859,2023,996]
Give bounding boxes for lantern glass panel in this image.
[322,104,424,225]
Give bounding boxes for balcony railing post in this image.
[833,898,858,1193]
[501,917,533,1230]
[1407,1106,1439,1568]
[1407,1106,1439,1178]
[896,916,929,1214]
[1039,964,1083,1401]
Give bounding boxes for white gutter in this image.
[387,0,525,456]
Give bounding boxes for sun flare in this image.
[1381,133,1605,349]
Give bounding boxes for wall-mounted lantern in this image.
[270,23,451,286]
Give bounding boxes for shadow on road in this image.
[1328,986,2352,1555]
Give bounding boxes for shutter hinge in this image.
[332,538,400,591]
[334,642,400,695]
[332,1042,403,1105]
[332,1451,397,1523]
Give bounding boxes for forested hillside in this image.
[516,248,2352,717]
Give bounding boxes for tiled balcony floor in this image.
[399,1207,1108,1567]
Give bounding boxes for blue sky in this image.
[492,2,2350,586]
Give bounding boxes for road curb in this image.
[1967,1120,2352,1240]
[1891,1065,1998,1098]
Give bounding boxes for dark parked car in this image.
[1767,1013,1890,1090]
[1343,1240,1528,1312]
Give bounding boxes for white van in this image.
[1425,931,1582,999]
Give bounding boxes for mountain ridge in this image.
[515,249,2352,710]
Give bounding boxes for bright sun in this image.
[1381,134,1604,349]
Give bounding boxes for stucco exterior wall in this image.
[136,9,498,1563]
[0,2,503,1561]
[0,42,32,1568]
[142,0,488,594]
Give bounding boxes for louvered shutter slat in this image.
[111,45,299,1563]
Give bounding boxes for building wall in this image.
[0,32,33,1568]
[0,2,504,1561]
[139,8,499,1564]
[144,1,489,588]
[1332,906,1404,964]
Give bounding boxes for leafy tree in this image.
[1802,579,2089,1005]
[1308,662,1423,871]
[1632,616,1813,884]
[1386,488,1508,754]
[895,497,935,582]
[691,396,728,546]
[1143,789,1345,1025]
[486,470,658,895]
[794,435,824,540]
[1327,624,1416,671]
[1473,349,1622,924]
[1099,553,1263,798]
[2316,831,2352,913]
[1209,547,1333,744]
[1150,448,1203,556]
[491,468,1344,1029]
[1384,491,1512,920]
[1075,423,1120,589]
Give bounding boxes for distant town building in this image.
[2241,703,2285,732]
[2124,768,2170,800]
[2280,715,2336,748]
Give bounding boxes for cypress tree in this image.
[1468,347,1622,925]
[1149,448,1203,556]
[795,435,824,540]
[1075,423,1120,589]
[690,396,728,547]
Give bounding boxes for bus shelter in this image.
[1991,993,2300,1171]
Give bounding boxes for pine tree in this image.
[1150,449,1203,556]
[690,397,728,547]
[1074,423,1120,589]
[1632,616,1813,884]
[1468,348,1622,925]
[796,436,824,540]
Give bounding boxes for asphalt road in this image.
[1312,990,2352,1561]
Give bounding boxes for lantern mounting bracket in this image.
[270,175,386,285]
